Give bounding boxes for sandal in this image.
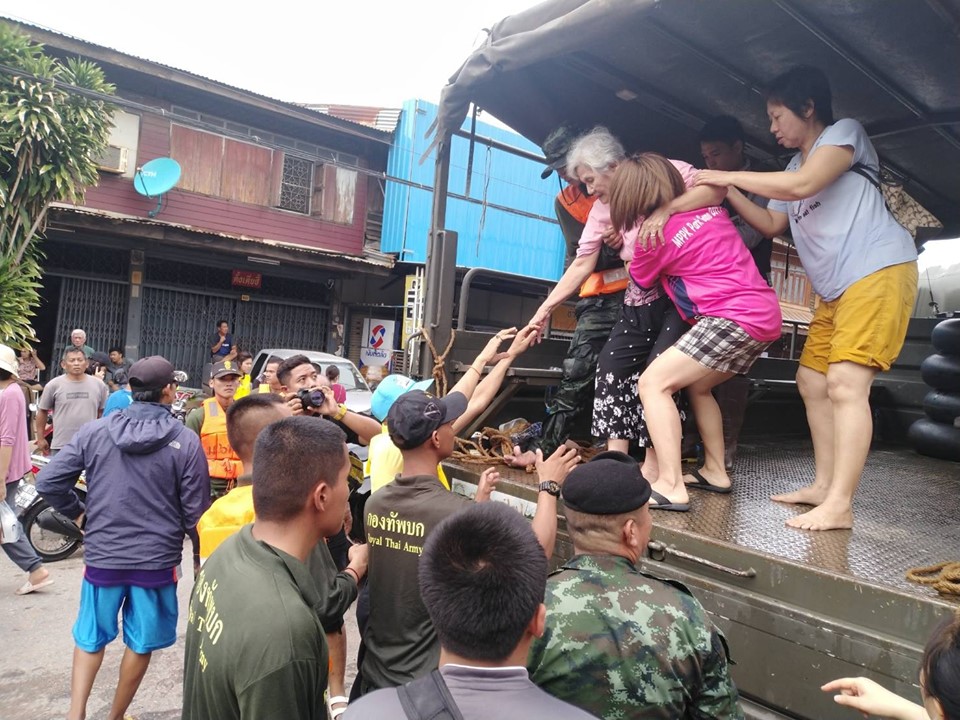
[327,695,349,719]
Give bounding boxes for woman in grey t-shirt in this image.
[694,65,918,532]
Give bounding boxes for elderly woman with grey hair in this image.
[525,127,725,505]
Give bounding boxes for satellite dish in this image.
[134,157,181,217]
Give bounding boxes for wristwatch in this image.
[538,480,561,497]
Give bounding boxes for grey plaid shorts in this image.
[674,316,771,374]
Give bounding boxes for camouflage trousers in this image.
[538,291,623,456]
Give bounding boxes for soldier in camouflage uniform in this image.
[507,127,624,465]
[528,451,743,720]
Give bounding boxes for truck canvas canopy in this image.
[433,0,960,232]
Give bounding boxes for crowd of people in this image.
[0,63,946,720]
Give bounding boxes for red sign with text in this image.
[232,270,262,289]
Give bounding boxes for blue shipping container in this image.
[382,99,566,281]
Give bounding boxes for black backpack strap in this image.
[396,670,465,720]
[850,162,882,192]
[849,162,891,211]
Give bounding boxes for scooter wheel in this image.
[908,418,960,462]
[21,501,83,563]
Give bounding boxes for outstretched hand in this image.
[476,467,500,502]
[506,325,540,358]
[694,169,735,188]
[478,328,518,365]
[535,444,581,486]
[821,677,926,720]
[526,306,552,344]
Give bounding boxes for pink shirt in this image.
[575,159,698,262]
[0,383,31,485]
[629,207,783,342]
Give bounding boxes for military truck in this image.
[413,2,960,718]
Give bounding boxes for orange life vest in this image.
[580,266,630,297]
[200,397,242,481]
[559,185,595,225]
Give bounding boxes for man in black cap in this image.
[358,389,579,696]
[506,126,624,467]
[527,451,742,720]
[37,355,210,720]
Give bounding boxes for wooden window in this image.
[313,164,357,225]
[171,125,224,196]
[171,124,274,206]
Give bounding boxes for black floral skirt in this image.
[592,295,689,444]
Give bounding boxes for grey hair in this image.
[565,126,626,180]
[71,329,86,339]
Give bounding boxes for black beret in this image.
[561,450,651,514]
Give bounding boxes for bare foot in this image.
[785,503,853,531]
[503,446,538,468]
[771,484,828,506]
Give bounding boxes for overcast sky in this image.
[0,0,542,107]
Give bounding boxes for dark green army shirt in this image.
[182,525,329,720]
[528,554,743,720]
[360,474,472,690]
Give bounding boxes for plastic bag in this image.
[0,501,22,544]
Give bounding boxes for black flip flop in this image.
[649,489,690,512]
[684,468,732,494]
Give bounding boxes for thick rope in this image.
[419,326,456,397]
[906,561,960,596]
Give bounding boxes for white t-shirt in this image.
[767,118,916,301]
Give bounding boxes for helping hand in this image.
[694,169,735,188]
[480,327,518,364]
[600,226,624,251]
[475,467,500,502]
[821,677,920,720]
[637,206,672,251]
[535,444,581,486]
[507,325,540,358]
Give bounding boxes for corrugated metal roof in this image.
[381,99,565,281]
[780,303,814,326]
[50,204,395,269]
[305,104,402,133]
[2,17,391,143]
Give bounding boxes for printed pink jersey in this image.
[629,207,783,341]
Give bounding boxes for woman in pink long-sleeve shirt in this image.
[610,153,782,511]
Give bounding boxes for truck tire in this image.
[932,318,960,355]
[923,391,960,425]
[908,418,960,462]
[920,353,960,392]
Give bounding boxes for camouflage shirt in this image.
[528,554,743,720]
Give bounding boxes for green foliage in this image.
[0,22,115,343]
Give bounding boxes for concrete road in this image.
[1,543,360,720]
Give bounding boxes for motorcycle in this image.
[15,455,85,563]
[17,372,193,562]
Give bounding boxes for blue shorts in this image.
[72,580,178,654]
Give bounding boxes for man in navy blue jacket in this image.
[37,355,210,720]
